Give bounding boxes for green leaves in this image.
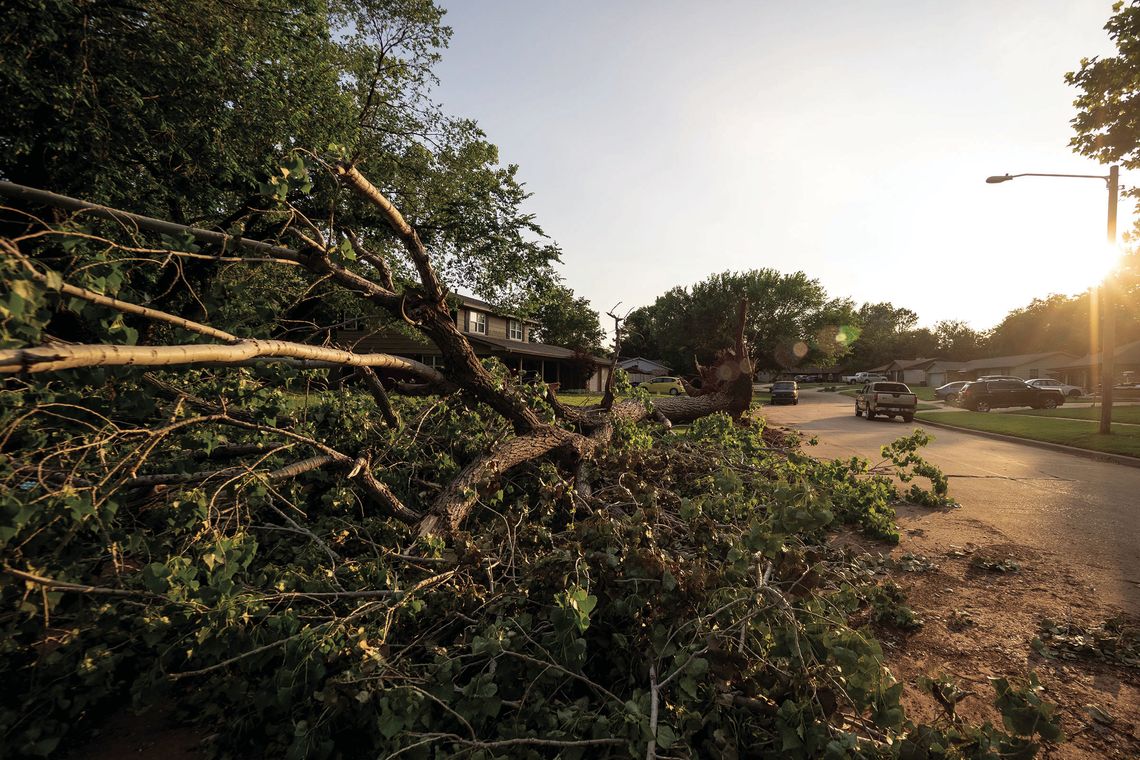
[259,154,313,202]
[555,585,598,634]
[992,673,1065,744]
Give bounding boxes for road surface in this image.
[758,388,1140,611]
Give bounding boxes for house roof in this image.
[452,294,539,325]
[470,335,609,365]
[617,357,671,372]
[886,358,965,371]
[958,352,1078,371]
[1051,339,1140,369]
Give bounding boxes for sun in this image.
[1078,243,1125,292]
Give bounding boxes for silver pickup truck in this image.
[855,381,917,422]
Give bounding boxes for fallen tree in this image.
[0,168,753,539]
[0,168,1069,759]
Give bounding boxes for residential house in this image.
[617,357,671,385]
[340,295,612,392]
[953,352,1080,383]
[1050,339,1140,389]
[877,358,965,387]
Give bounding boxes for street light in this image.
[985,166,1119,435]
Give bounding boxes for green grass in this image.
[1007,405,1140,424]
[914,410,1140,458]
[557,391,702,407]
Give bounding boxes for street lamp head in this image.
[985,175,1013,184]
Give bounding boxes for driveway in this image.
[759,388,1140,611]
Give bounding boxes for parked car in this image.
[975,375,1025,382]
[1110,383,1140,399]
[934,381,969,405]
[1026,378,1084,397]
[794,374,822,383]
[641,376,685,395]
[957,380,1064,412]
[855,381,917,422]
[851,371,887,384]
[769,380,799,405]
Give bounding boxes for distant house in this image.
[340,294,612,392]
[878,358,965,387]
[617,357,671,385]
[953,352,1080,383]
[1051,339,1140,389]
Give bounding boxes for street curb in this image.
[913,415,1140,469]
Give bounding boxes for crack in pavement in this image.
[946,474,1076,482]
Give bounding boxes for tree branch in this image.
[0,340,446,383]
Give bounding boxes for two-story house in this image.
[340,295,611,392]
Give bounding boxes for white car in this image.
[1026,378,1084,398]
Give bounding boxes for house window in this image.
[509,320,523,340]
[471,311,486,334]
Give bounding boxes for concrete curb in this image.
[914,415,1140,469]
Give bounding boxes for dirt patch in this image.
[840,503,1140,759]
[68,703,207,760]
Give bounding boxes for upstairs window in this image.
[472,311,486,334]
[509,320,523,340]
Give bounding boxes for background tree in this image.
[986,293,1092,357]
[1067,0,1140,347]
[846,302,920,369]
[521,279,605,352]
[934,320,988,360]
[0,0,564,344]
[619,270,856,374]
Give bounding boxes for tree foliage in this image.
[844,303,920,370]
[1068,1,1140,188]
[0,0,562,311]
[621,270,858,374]
[523,279,606,353]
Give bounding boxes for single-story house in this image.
[952,352,1080,383]
[1050,339,1140,389]
[617,357,671,385]
[877,358,965,387]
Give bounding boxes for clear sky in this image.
[432,0,1130,331]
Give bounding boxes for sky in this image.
[431,0,1130,331]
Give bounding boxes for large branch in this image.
[416,426,585,537]
[334,164,546,434]
[0,181,302,261]
[334,163,443,302]
[0,340,446,383]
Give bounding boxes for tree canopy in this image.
[621,270,857,374]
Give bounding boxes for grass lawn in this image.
[558,391,777,407]
[557,392,708,407]
[1008,405,1140,424]
[914,410,1140,458]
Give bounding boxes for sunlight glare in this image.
[1082,242,1124,291]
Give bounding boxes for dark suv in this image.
[957,380,1064,412]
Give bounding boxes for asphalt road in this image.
[758,388,1140,611]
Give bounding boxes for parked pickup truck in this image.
[848,372,887,384]
[855,381,918,422]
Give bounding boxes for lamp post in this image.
[985,166,1118,435]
